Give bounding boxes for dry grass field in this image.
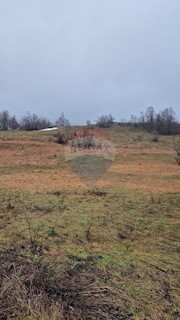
[0,126,179,320]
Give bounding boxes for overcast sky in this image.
[0,0,180,124]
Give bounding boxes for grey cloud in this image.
[0,0,180,124]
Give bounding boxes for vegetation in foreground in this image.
[0,188,179,320]
[0,126,179,319]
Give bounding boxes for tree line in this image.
[96,107,180,135]
[0,107,179,134]
[95,107,180,135]
[0,111,70,131]
[129,106,179,135]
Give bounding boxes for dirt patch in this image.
[71,127,111,140]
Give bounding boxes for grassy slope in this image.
[0,126,179,319]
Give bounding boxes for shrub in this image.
[96,114,114,128]
[174,140,180,165]
[53,131,70,144]
[150,131,159,142]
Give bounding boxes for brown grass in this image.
[0,129,179,193]
[0,245,135,320]
[0,127,179,320]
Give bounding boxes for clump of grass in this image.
[0,245,134,320]
[174,140,180,165]
[150,130,159,142]
[0,245,63,320]
[53,131,68,144]
[86,189,107,197]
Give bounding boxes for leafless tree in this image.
[9,115,19,129]
[0,110,10,130]
[96,114,114,127]
[56,112,70,127]
[129,106,179,135]
[21,112,52,130]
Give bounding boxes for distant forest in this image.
[0,107,179,135]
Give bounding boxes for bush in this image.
[150,131,159,142]
[53,131,68,144]
[96,114,114,128]
[174,140,180,165]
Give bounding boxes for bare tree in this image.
[145,106,155,127]
[0,110,10,130]
[96,114,114,128]
[130,115,138,124]
[129,106,179,135]
[158,107,176,134]
[21,112,52,131]
[56,112,70,127]
[9,115,19,130]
